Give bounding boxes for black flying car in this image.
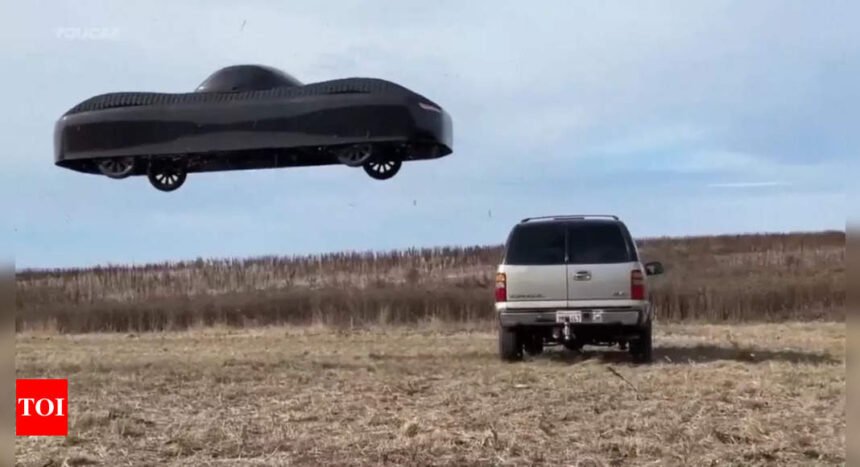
[53,65,453,191]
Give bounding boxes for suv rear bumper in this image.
[498,306,649,328]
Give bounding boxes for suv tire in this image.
[499,326,523,362]
[630,319,653,364]
[523,333,544,356]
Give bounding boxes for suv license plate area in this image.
[556,310,603,323]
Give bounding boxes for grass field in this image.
[15,322,845,466]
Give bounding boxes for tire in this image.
[363,158,402,180]
[498,326,523,362]
[523,332,544,356]
[630,320,653,364]
[147,160,187,192]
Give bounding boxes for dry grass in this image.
[16,322,845,466]
[15,231,846,333]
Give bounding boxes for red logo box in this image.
[16,379,68,436]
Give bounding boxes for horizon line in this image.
[15,228,845,274]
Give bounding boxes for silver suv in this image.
[495,215,664,363]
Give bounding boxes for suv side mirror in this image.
[644,261,664,276]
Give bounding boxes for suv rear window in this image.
[567,222,633,264]
[504,223,566,265]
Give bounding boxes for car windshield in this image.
[566,222,633,264]
[504,223,566,265]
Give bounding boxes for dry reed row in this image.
[16,231,845,333]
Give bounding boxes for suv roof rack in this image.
[520,214,620,223]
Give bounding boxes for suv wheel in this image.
[498,326,523,362]
[523,332,544,356]
[630,320,653,364]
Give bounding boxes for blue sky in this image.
[2,0,854,269]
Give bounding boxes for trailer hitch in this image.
[562,318,573,342]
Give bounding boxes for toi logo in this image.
[16,379,68,436]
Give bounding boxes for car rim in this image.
[97,157,135,179]
[153,172,181,187]
[369,161,395,173]
[337,144,374,167]
[364,158,401,180]
[148,162,187,191]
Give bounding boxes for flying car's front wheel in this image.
[363,158,402,180]
[147,160,187,192]
[96,157,136,179]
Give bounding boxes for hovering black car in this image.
[54,65,453,191]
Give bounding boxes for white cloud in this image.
[707,181,790,188]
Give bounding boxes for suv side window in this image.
[504,223,566,265]
[567,222,634,264]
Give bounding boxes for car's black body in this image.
[54,65,453,191]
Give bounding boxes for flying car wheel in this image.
[363,158,402,180]
[147,161,187,192]
[336,144,374,167]
[96,157,136,179]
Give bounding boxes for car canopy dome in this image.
[194,64,303,93]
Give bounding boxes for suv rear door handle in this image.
[573,271,591,281]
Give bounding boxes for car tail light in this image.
[631,269,645,300]
[495,272,507,302]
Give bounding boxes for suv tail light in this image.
[495,272,507,302]
[631,269,645,300]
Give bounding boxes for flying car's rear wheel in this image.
[336,144,374,167]
[147,160,187,192]
[96,157,136,179]
[363,158,402,180]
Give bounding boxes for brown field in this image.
[15,322,844,466]
[15,231,846,333]
[14,230,847,464]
